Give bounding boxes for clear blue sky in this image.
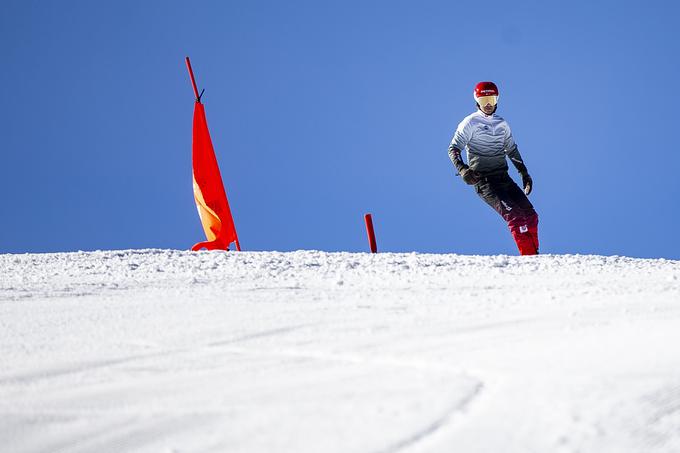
[1,0,679,258]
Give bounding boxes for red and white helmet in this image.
[474,81,499,99]
[473,81,499,111]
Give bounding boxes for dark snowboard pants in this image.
[474,172,539,255]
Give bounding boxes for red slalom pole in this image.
[185,57,201,102]
[364,213,377,253]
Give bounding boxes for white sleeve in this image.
[450,118,472,151]
[503,121,516,152]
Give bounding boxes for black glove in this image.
[460,166,480,185]
[521,173,533,195]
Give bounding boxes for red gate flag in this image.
[186,57,241,251]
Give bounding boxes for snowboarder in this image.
[448,81,539,255]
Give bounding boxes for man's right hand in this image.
[460,167,480,185]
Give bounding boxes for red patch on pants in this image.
[509,215,539,255]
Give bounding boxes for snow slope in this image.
[1,250,679,453]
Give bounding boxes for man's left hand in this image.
[522,173,533,195]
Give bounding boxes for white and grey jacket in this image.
[448,110,528,176]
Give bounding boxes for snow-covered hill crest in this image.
[1,250,679,453]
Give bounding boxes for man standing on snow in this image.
[448,81,539,255]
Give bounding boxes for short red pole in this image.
[364,213,377,253]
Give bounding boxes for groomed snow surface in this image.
[1,249,679,453]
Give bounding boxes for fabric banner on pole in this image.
[186,57,240,251]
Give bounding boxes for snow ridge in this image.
[1,249,679,453]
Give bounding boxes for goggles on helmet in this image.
[476,95,498,107]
